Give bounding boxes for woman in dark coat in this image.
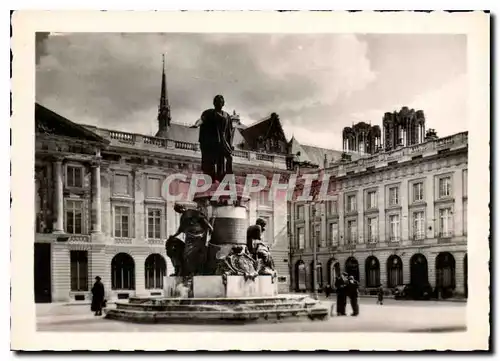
[91,276,105,316]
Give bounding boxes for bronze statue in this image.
[215,245,259,281]
[165,203,213,277]
[195,95,235,182]
[245,218,277,277]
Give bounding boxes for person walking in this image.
[376,285,384,305]
[91,276,105,316]
[324,284,332,299]
[334,272,348,316]
[347,275,360,316]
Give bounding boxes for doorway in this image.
[34,243,52,303]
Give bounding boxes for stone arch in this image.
[410,253,429,288]
[436,252,456,290]
[111,252,135,290]
[345,256,360,281]
[295,260,306,292]
[365,256,380,288]
[327,258,340,287]
[387,255,403,288]
[144,253,167,289]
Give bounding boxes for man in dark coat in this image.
[91,276,105,316]
[197,95,235,182]
[347,275,360,316]
[334,272,348,316]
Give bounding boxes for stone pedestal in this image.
[163,275,278,298]
[193,183,251,274]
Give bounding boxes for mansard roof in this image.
[240,113,287,149]
[35,103,109,145]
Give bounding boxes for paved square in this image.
[37,298,466,333]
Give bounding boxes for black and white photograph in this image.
[10,10,490,351]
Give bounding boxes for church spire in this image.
[157,54,171,136]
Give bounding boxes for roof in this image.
[240,113,287,149]
[35,103,109,144]
[300,144,344,167]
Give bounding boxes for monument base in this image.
[104,276,329,324]
[164,275,278,298]
[104,294,329,324]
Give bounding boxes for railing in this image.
[97,128,287,167]
[327,131,468,172]
[143,136,166,147]
[115,237,133,244]
[110,131,135,143]
[256,153,273,162]
[344,243,357,250]
[175,140,198,151]
[233,149,250,159]
[68,235,90,243]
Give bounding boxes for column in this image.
[52,158,64,233]
[91,160,102,233]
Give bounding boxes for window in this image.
[114,206,130,238]
[346,195,356,212]
[296,205,304,219]
[259,215,272,244]
[146,177,162,198]
[311,224,321,247]
[329,223,338,246]
[258,190,272,207]
[463,170,468,197]
[111,253,135,290]
[147,209,161,239]
[439,177,452,198]
[347,219,357,244]
[463,202,467,235]
[439,208,453,237]
[65,200,83,234]
[114,174,129,195]
[145,254,166,289]
[389,214,400,242]
[328,200,338,215]
[389,187,399,206]
[413,211,425,240]
[413,182,424,202]
[66,166,83,188]
[367,217,378,243]
[297,227,305,249]
[70,251,88,291]
[367,191,377,209]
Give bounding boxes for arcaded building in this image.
[289,108,468,299]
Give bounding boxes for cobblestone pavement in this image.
[36,298,466,333]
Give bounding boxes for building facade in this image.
[34,100,297,303]
[289,128,468,299]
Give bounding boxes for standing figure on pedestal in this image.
[165,203,213,277]
[193,95,235,182]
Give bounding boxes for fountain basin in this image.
[104,294,330,324]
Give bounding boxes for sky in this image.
[36,32,468,150]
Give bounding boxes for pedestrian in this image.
[91,276,105,316]
[324,284,332,299]
[334,272,348,316]
[347,275,360,316]
[377,285,384,305]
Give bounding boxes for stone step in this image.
[114,301,319,312]
[125,295,317,306]
[105,306,329,324]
